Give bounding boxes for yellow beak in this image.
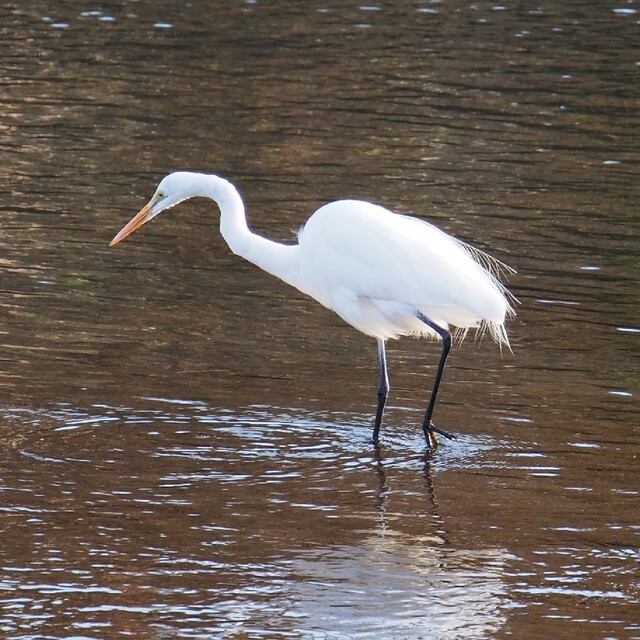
[109,200,154,247]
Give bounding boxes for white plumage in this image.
[296,199,513,343]
[110,172,515,448]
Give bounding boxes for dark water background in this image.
[1,1,638,638]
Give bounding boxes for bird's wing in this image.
[298,200,512,322]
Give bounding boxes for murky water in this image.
[1,1,638,638]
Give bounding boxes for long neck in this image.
[195,174,302,290]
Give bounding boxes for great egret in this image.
[110,172,515,448]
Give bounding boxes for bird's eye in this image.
[157,191,165,199]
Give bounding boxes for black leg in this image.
[372,338,389,445]
[417,312,456,448]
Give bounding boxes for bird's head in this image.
[109,172,196,246]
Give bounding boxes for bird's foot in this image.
[423,422,457,449]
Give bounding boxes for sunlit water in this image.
[1,1,639,638]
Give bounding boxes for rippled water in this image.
[1,1,639,638]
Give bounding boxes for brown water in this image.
[1,1,639,638]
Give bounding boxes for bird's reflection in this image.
[371,444,450,546]
[281,440,510,637]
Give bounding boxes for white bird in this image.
[110,172,515,449]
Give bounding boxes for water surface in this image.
[1,1,638,638]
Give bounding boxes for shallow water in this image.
[1,1,639,638]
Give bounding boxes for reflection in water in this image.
[1,401,638,637]
[286,543,510,638]
[289,455,510,638]
[0,402,514,638]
